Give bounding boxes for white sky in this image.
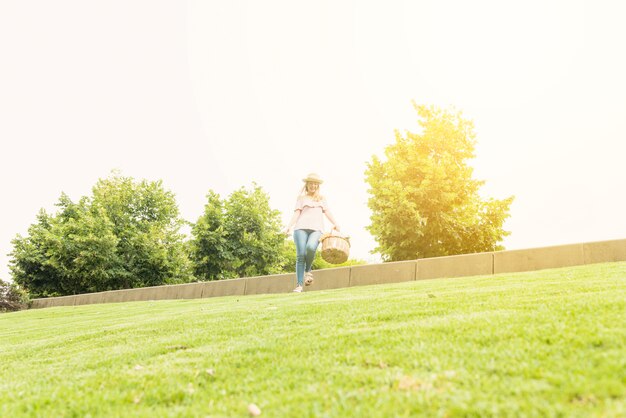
[1,0,625,281]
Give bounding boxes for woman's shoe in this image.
[293,285,303,293]
[304,272,314,286]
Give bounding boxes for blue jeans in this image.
[293,229,322,286]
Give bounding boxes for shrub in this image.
[0,279,30,312]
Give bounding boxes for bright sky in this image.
[2,0,625,281]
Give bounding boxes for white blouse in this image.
[294,196,328,231]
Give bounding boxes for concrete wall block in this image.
[307,267,351,291]
[349,261,417,287]
[201,278,247,298]
[102,290,127,304]
[244,274,295,295]
[48,295,76,307]
[417,252,493,280]
[583,239,626,264]
[493,244,585,274]
[151,283,203,300]
[156,285,181,300]
[172,282,205,299]
[30,299,48,309]
[144,285,173,301]
[74,292,105,306]
[116,288,141,302]
[102,286,158,302]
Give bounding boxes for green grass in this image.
[1,263,625,418]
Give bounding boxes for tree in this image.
[10,174,192,297]
[89,175,191,288]
[365,103,514,261]
[190,184,286,280]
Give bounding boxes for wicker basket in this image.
[320,233,350,264]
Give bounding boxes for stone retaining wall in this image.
[30,238,626,309]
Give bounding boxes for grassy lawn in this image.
[1,262,625,417]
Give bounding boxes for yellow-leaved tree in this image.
[365,103,514,261]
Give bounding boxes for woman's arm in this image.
[282,209,301,235]
[324,209,340,232]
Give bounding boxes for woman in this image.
[283,173,340,293]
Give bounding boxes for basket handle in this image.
[327,226,342,237]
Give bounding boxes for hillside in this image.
[1,262,625,417]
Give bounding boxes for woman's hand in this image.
[281,227,293,236]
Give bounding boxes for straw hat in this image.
[302,173,323,184]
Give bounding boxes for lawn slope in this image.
[1,262,625,417]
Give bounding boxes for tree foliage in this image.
[190,184,286,280]
[365,103,514,261]
[10,174,191,297]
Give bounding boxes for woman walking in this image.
[283,173,340,293]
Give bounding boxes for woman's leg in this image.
[304,230,322,272]
[293,229,309,287]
